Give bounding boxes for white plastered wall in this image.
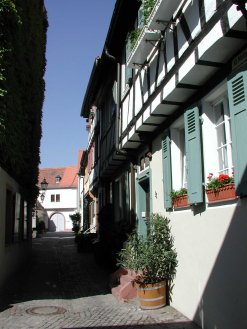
[39,188,77,231]
[151,118,247,329]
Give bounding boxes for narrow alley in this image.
[0,232,199,329]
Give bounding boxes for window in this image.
[101,89,116,135]
[55,175,61,183]
[14,193,21,241]
[23,201,28,239]
[180,129,187,188]
[5,189,15,245]
[90,201,95,225]
[170,125,186,190]
[214,99,233,175]
[139,153,150,173]
[162,107,203,207]
[140,157,145,171]
[51,194,60,203]
[114,173,129,222]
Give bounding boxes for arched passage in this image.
[49,213,65,232]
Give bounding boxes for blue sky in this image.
[41,0,116,168]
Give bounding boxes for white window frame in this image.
[138,153,150,174]
[170,119,186,191]
[212,96,233,175]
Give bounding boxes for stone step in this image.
[110,268,137,302]
[111,280,137,302]
[120,273,135,285]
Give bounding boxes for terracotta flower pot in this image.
[206,183,237,203]
[173,195,189,208]
[136,281,166,310]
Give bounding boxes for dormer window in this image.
[55,175,61,183]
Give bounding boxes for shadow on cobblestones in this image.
[0,232,111,311]
[0,232,201,329]
[62,323,198,329]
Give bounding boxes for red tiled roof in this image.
[39,166,78,189]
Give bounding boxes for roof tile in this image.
[39,166,78,189]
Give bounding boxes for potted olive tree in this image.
[117,213,177,309]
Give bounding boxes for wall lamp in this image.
[40,178,48,202]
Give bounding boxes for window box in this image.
[206,183,237,203]
[170,188,189,209]
[172,195,189,209]
[127,27,161,68]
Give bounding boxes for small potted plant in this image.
[69,212,81,235]
[117,213,177,309]
[206,172,236,203]
[170,187,188,208]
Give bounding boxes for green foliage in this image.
[127,0,157,52]
[128,28,142,50]
[206,173,234,191]
[117,229,140,270]
[36,220,45,233]
[118,213,178,286]
[0,0,48,205]
[70,212,81,234]
[169,187,187,200]
[143,0,157,24]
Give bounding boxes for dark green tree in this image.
[0,0,48,205]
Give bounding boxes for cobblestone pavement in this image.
[0,232,200,329]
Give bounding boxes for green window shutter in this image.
[161,133,172,208]
[184,106,203,204]
[227,68,247,197]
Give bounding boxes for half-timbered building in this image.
[81,0,247,327]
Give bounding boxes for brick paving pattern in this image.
[0,232,200,329]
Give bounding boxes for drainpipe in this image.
[104,48,127,155]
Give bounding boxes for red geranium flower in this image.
[218,174,230,182]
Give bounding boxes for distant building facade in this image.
[79,108,98,233]
[38,166,79,232]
